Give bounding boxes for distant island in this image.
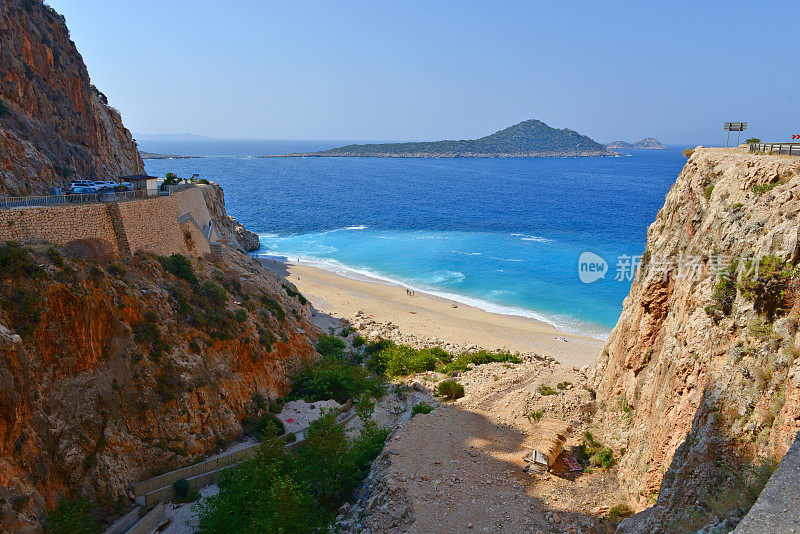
[605,137,666,150]
[266,120,618,158]
[139,151,200,160]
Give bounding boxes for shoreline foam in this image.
[257,252,611,341]
[258,256,605,368]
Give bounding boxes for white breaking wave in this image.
[345,225,368,230]
[490,257,523,262]
[255,250,610,340]
[510,233,552,244]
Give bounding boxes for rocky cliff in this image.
[590,148,800,532]
[0,242,317,531]
[0,0,143,196]
[202,182,261,252]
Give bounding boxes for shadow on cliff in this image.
[255,253,292,278]
[616,386,776,533]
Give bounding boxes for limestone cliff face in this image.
[590,148,800,531]
[0,0,144,196]
[0,243,316,531]
[202,182,261,252]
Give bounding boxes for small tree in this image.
[745,138,761,144]
[47,497,102,534]
[163,172,180,187]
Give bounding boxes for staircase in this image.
[177,211,223,259]
[209,241,224,259]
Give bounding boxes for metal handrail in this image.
[749,142,800,157]
[0,189,160,210]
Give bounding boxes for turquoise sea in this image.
[141,139,687,339]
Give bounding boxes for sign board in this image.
[724,122,747,132]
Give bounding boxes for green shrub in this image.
[364,338,393,355]
[158,254,198,285]
[257,326,276,350]
[437,380,464,400]
[198,178,210,185]
[0,242,45,278]
[580,431,615,468]
[607,504,634,523]
[316,334,346,359]
[706,262,738,321]
[163,172,179,186]
[197,412,388,532]
[751,183,778,195]
[290,358,383,404]
[259,295,286,321]
[369,344,437,377]
[530,409,544,421]
[47,497,101,534]
[682,148,693,157]
[5,288,42,337]
[173,478,190,499]
[283,284,307,305]
[412,402,434,416]
[539,385,558,396]
[731,202,745,212]
[233,308,247,322]
[0,99,10,116]
[745,138,761,144]
[45,246,64,267]
[352,335,366,348]
[738,255,798,319]
[200,281,227,306]
[440,349,520,374]
[268,401,284,414]
[242,413,286,438]
[106,264,126,277]
[704,184,715,199]
[556,381,572,390]
[340,326,355,337]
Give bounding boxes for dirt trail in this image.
[343,362,627,533]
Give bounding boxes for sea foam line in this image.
[256,251,609,340]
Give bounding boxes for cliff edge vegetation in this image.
[590,147,800,532]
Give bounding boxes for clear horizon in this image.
[49,0,799,146]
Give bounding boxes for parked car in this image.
[68,180,95,189]
[67,186,98,196]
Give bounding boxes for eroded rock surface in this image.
[591,148,800,531]
[0,1,143,196]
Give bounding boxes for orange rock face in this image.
[0,1,144,196]
[0,244,318,529]
[590,148,800,531]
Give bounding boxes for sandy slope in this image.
[260,259,604,367]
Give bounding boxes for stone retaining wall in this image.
[0,188,213,258]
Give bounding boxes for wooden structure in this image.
[524,418,572,470]
[121,175,159,196]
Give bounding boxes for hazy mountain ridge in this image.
[606,137,666,149]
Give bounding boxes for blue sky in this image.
[48,0,799,145]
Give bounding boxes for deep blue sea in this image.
[140,138,686,339]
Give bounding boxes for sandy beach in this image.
[260,258,604,367]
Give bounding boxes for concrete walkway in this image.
[734,433,800,533]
